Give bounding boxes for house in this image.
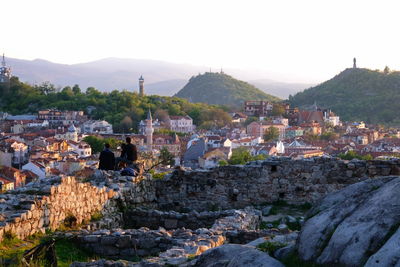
[250,143,278,156]
[246,121,286,140]
[21,170,39,183]
[22,161,48,179]
[0,176,14,191]
[167,116,195,133]
[231,136,263,149]
[183,138,207,169]
[82,120,113,134]
[151,134,181,156]
[285,126,304,139]
[299,122,322,135]
[231,112,248,123]
[0,139,29,168]
[0,166,27,188]
[244,101,273,117]
[272,117,289,128]
[68,141,92,158]
[38,109,87,127]
[199,147,232,169]
[298,110,325,125]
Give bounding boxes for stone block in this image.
[100,236,118,245]
[164,219,178,229]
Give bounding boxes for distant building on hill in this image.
[139,75,145,96]
[0,54,11,92]
[244,101,273,117]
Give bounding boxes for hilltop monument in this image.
[139,75,145,96]
[353,57,357,68]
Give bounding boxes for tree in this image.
[244,116,258,126]
[83,136,104,154]
[154,109,169,122]
[271,104,285,116]
[72,84,81,95]
[264,127,280,142]
[159,146,175,166]
[120,116,133,133]
[229,147,253,165]
[384,66,390,75]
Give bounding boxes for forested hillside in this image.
[289,68,400,124]
[0,77,232,132]
[175,72,280,106]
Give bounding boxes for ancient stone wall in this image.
[0,176,115,242]
[154,158,400,211]
[123,208,240,230]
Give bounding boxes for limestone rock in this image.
[191,244,285,267]
[297,176,400,266]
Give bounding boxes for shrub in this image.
[257,241,287,254]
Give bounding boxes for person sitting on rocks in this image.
[115,137,138,170]
[99,143,115,171]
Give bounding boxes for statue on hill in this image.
[353,57,357,68]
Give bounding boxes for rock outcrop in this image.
[297,176,400,266]
[191,244,285,267]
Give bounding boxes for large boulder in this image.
[297,176,400,266]
[192,244,284,267]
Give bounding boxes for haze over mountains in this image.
[5,57,312,99]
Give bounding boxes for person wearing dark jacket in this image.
[99,143,115,170]
[115,137,138,170]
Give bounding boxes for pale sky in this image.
[2,0,400,83]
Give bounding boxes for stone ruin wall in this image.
[0,176,115,242]
[2,157,400,242]
[154,158,400,211]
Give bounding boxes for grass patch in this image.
[257,241,287,254]
[90,211,103,222]
[55,238,98,267]
[0,231,44,265]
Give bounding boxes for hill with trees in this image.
[174,72,281,107]
[289,67,400,124]
[0,77,232,132]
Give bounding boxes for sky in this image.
[2,0,400,83]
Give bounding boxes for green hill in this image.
[289,68,400,124]
[174,72,281,106]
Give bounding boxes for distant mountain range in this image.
[175,72,281,106]
[4,57,312,98]
[289,68,400,124]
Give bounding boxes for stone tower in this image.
[353,57,357,68]
[145,109,153,150]
[139,75,145,96]
[0,53,11,92]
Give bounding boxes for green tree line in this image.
[0,77,233,133]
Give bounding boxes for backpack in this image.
[120,167,137,176]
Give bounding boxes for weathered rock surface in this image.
[297,176,400,266]
[191,244,285,267]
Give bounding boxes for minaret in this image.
[139,75,145,96]
[0,53,11,91]
[353,57,357,68]
[145,109,153,150]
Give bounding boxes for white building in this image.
[82,120,113,134]
[22,162,47,179]
[68,141,92,158]
[325,116,341,127]
[167,116,195,133]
